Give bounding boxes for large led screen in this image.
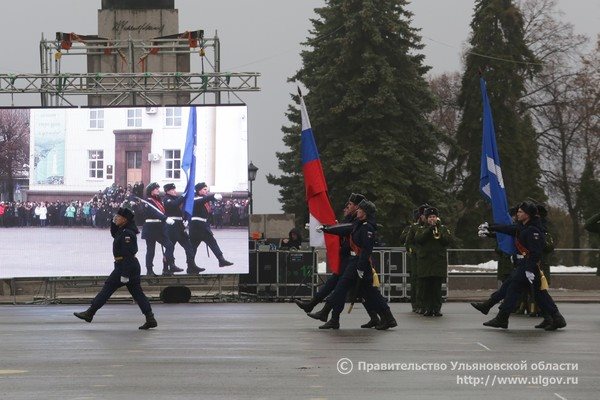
[0,105,249,278]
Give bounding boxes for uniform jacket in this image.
[163,194,185,218]
[190,194,217,235]
[110,220,141,279]
[402,222,421,274]
[490,217,544,273]
[350,217,377,273]
[141,196,168,240]
[414,223,451,278]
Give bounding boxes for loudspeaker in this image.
[160,286,192,303]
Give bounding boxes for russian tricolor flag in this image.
[299,90,340,273]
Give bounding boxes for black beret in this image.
[145,182,160,195]
[357,199,377,216]
[116,207,135,221]
[195,182,207,192]
[163,183,176,192]
[424,207,439,217]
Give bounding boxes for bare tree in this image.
[519,0,599,254]
[428,72,463,195]
[0,109,30,201]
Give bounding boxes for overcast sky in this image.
[0,1,597,213]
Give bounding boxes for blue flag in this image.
[479,78,516,255]
[182,107,197,220]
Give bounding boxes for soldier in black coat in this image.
[296,193,364,314]
[141,182,180,276]
[472,202,566,331]
[189,182,233,268]
[73,207,157,330]
[318,200,397,330]
[163,183,204,274]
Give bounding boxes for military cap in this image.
[412,208,421,220]
[424,207,439,217]
[163,183,176,192]
[145,182,160,195]
[518,201,538,218]
[116,207,135,221]
[418,203,431,215]
[357,199,377,216]
[348,193,366,205]
[536,203,548,218]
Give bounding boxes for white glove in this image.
[120,276,130,284]
[315,225,324,233]
[214,193,223,201]
[183,220,189,228]
[165,217,175,225]
[357,270,364,279]
[525,271,535,284]
[478,228,489,238]
[478,222,489,231]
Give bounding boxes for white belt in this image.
[191,217,207,222]
[169,217,183,220]
[145,219,161,223]
[516,254,525,259]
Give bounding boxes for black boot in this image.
[73,308,95,323]
[139,312,158,330]
[295,298,319,313]
[535,314,553,329]
[169,264,184,273]
[319,315,340,330]
[219,259,234,267]
[186,262,205,275]
[162,268,173,276]
[544,311,566,331]
[470,299,494,315]
[146,266,157,276]
[308,303,332,322]
[375,309,398,330]
[483,311,509,329]
[361,311,380,328]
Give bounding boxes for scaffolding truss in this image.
[0,31,260,106]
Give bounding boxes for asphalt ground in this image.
[0,226,249,278]
[0,302,598,400]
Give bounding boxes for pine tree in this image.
[267,0,447,245]
[448,0,545,248]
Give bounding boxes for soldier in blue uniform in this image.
[141,182,181,276]
[295,193,364,314]
[163,183,204,275]
[189,182,233,267]
[318,200,397,330]
[472,202,566,331]
[73,207,157,330]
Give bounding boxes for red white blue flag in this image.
[299,90,340,273]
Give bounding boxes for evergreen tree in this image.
[448,0,545,248]
[267,0,447,245]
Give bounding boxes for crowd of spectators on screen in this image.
[0,183,249,229]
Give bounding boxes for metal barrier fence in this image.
[239,248,599,301]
